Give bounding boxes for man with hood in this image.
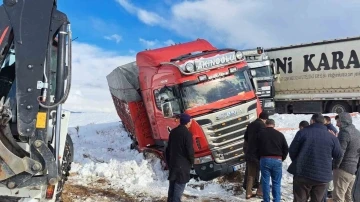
[333,112,360,202]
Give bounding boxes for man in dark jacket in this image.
[324,116,338,136]
[243,111,268,199]
[333,112,360,202]
[299,120,309,130]
[257,119,289,202]
[166,113,194,202]
[288,113,342,202]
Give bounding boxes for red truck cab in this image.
[107,39,262,181]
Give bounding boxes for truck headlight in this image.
[235,51,244,60]
[185,62,195,72]
[194,155,213,164]
[264,101,274,108]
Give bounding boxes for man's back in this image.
[244,119,266,162]
[334,112,360,175]
[167,125,194,168]
[288,123,342,183]
[257,127,289,161]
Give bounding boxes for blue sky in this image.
[57,0,360,112]
[58,0,189,55]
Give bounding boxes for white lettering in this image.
[193,51,238,70]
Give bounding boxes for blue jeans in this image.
[167,181,186,202]
[260,157,283,202]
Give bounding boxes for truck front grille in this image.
[203,114,254,163]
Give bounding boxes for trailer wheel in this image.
[328,101,351,114]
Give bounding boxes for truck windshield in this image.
[250,66,272,77]
[181,70,252,109]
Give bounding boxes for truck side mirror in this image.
[161,102,173,118]
[252,78,259,91]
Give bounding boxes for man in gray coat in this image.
[333,112,360,202]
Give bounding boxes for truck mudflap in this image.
[193,158,246,181]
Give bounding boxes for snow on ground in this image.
[66,112,360,201]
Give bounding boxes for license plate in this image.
[233,164,245,171]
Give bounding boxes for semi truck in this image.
[266,36,360,114]
[241,47,277,115]
[107,39,262,181]
[0,0,73,201]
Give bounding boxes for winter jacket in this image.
[244,118,266,163]
[288,123,342,183]
[333,112,360,175]
[257,127,289,161]
[165,124,194,184]
[326,123,338,134]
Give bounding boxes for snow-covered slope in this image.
[66,112,360,201]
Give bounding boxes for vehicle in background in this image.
[107,39,262,181]
[266,36,360,114]
[0,0,73,201]
[242,47,277,115]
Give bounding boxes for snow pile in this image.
[67,112,360,201]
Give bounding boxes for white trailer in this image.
[266,36,360,114]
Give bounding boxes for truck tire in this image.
[328,101,351,114]
[56,134,74,201]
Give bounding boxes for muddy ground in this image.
[59,171,246,202]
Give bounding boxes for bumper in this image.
[193,158,246,181]
[262,107,275,115]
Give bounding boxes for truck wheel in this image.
[328,101,351,114]
[56,134,74,201]
[130,142,136,150]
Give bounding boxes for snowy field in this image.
[64,112,360,202]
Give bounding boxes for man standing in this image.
[324,116,338,136]
[322,116,338,201]
[288,113,342,202]
[243,111,269,199]
[299,120,309,130]
[166,113,194,202]
[257,119,289,202]
[333,112,360,202]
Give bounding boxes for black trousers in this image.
[293,176,328,202]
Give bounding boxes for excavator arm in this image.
[0,0,72,198]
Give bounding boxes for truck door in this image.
[153,86,182,143]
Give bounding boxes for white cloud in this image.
[63,42,134,113]
[139,38,159,48]
[139,38,176,48]
[163,39,175,46]
[104,34,122,43]
[117,0,360,49]
[116,0,165,26]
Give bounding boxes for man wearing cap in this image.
[166,113,195,202]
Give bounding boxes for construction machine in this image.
[0,0,73,201]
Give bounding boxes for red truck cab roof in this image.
[136,39,216,67]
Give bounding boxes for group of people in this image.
[164,111,360,202]
[243,111,360,202]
